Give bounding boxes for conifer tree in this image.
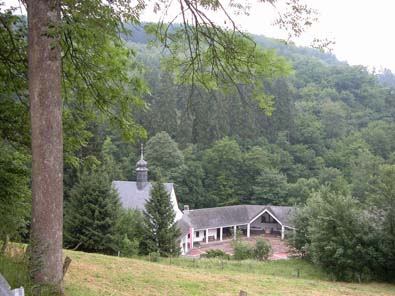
[143,181,181,257]
[64,169,121,254]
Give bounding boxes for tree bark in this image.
[28,0,63,294]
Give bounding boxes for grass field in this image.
[1,248,395,296]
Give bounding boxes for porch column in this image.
[205,229,209,243]
[190,227,194,249]
[220,227,223,241]
[247,223,250,238]
[185,235,188,253]
[233,225,237,240]
[281,225,285,240]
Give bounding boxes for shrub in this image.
[233,241,254,260]
[254,238,271,260]
[119,234,139,257]
[204,249,230,260]
[149,251,160,262]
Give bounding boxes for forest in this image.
[96,28,395,210]
[1,3,395,287]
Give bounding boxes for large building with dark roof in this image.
[178,204,295,254]
[112,147,295,255]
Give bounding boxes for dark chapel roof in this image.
[178,204,295,235]
[112,181,174,211]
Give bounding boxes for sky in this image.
[4,0,395,72]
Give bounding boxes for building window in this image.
[196,231,200,238]
[261,213,276,223]
[188,233,190,238]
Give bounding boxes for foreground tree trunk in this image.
[28,0,63,294]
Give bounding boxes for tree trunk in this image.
[27,0,63,294]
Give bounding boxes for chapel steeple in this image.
[136,144,148,189]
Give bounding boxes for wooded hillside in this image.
[90,27,395,210]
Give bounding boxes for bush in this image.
[233,241,254,260]
[254,238,271,260]
[203,249,230,260]
[148,251,160,262]
[119,234,139,257]
[293,187,381,281]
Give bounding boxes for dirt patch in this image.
[188,234,290,260]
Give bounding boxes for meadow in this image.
[1,248,395,296]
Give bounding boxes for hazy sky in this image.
[243,0,395,72]
[5,0,395,72]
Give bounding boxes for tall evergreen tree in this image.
[142,181,181,257]
[64,169,121,254]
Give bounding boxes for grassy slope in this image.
[2,248,394,296]
[60,250,395,296]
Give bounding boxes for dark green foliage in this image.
[202,138,243,206]
[119,235,140,258]
[287,178,319,205]
[254,238,272,261]
[0,8,31,245]
[0,9,29,148]
[309,190,379,281]
[116,209,144,257]
[64,169,121,254]
[4,11,392,218]
[361,121,395,160]
[173,154,205,208]
[0,141,30,244]
[233,237,271,261]
[148,251,160,262]
[350,150,382,201]
[369,165,395,280]
[203,249,230,260]
[232,241,255,261]
[252,168,288,205]
[288,206,312,258]
[145,132,184,181]
[291,187,381,281]
[142,181,181,257]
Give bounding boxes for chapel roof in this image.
[112,181,173,211]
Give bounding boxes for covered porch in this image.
[178,205,296,255]
[181,208,292,254]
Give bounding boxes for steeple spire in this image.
[136,144,148,189]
